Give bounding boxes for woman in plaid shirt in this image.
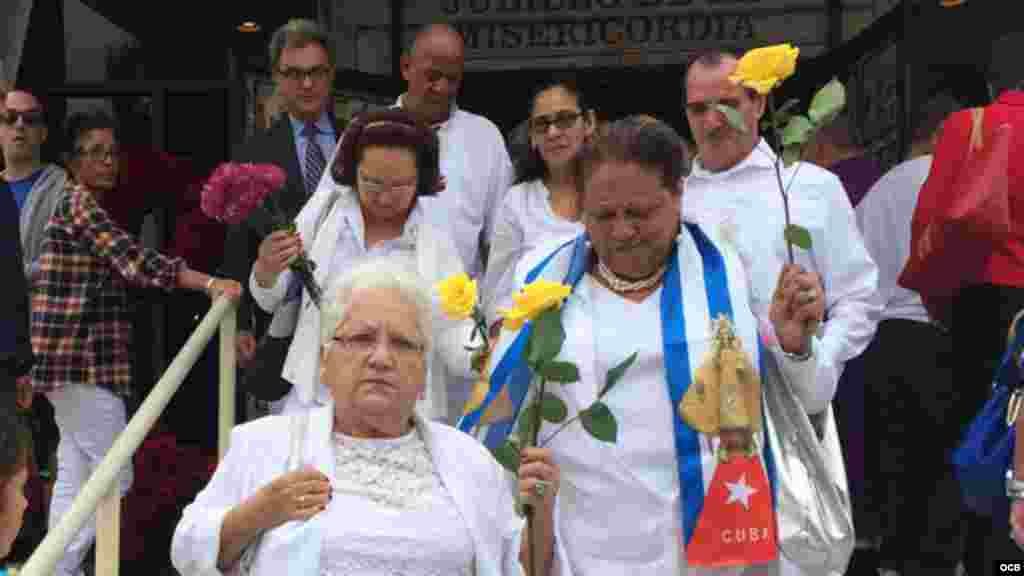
[30,110,241,576]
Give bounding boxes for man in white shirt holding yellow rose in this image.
[681,51,881,561]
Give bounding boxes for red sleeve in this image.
[911,109,973,240]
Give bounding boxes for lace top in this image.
[321,428,475,575]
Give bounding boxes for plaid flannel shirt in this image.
[30,185,184,397]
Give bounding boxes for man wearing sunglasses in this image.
[0,91,34,413]
[1,89,68,281]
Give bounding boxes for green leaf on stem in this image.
[580,402,618,443]
[492,440,520,473]
[808,78,846,126]
[540,392,569,423]
[781,115,815,147]
[784,224,813,250]
[781,146,803,167]
[527,308,565,368]
[600,351,638,398]
[775,98,802,118]
[714,103,749,135]
[540,361,580,383]
[518,404,538,445]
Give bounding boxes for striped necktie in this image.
[302,122,326,196]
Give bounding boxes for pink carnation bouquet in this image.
[200,162,322,306]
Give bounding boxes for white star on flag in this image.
[725,474,757,510]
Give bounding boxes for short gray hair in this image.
[269,19,335,70]
[319,257,434,351]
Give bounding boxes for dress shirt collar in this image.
[288,111,335,139]
[394,94,459,132]
[689,138,778,181]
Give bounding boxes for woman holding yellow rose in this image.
[250,110,477,423]
[461,117,829,575]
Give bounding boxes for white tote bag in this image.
[762,351,855,575]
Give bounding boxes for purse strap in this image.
[969,107,985,152]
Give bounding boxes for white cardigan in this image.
[171,404,524,576]
[249,183,476,422]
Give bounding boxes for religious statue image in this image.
[679,315,762,460]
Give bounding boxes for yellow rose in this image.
[499,279,572,331]
[728,44,800,95]
[436,273,477,320]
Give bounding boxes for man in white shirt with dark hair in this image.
[682,50,881,418]
[854,93,963,576]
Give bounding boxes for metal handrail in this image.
[19,296,237,576]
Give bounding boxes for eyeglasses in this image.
[357,174,417,197]
[529,111,583,135]
[0,110,45,127]
[75,146,120,162]
[278,65,332,83]
[332,330,425,358]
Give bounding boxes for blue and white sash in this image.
[458,224,777,545]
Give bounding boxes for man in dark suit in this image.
[222,18,338,368]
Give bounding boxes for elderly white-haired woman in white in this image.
[171,257,545,575]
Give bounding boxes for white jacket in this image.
[171,404,524,576]
[249,182,476,422]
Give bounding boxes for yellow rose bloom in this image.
[435,273,477,320]
[498,279,572,331]
[728,44,800,95]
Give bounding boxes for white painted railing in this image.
[19,296,238,576]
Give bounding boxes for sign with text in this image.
[404,0,835,70]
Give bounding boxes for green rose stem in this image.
[768,91,795,265]
[464,306,492,374]
[524,376,547,576]
[266,189,322,307]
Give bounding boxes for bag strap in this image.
[969,107,985,152]
[312,189,342,243]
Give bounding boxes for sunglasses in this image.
[529,111,583,135]
[0,110,45,127]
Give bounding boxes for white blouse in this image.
[482,179,584,323]
[322,430,474,576]
[250,189,476,422]
[553,278,684,572]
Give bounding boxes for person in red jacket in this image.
[913,75,1024,571]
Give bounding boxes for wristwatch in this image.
[1005,469,1024,500]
